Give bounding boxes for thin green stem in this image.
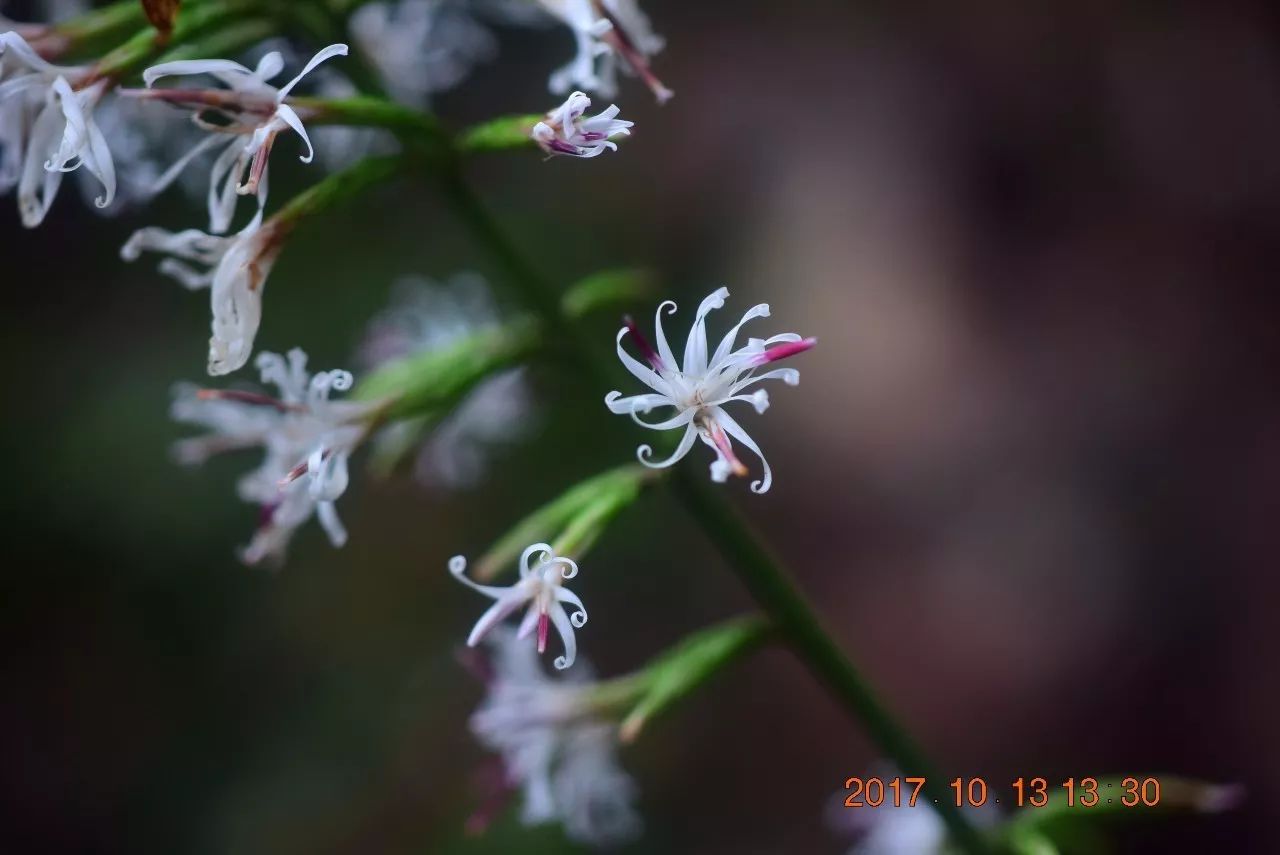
[666,469,992,853]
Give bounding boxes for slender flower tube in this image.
[171,348,374,565]
[121,211,290,375]
[605,287,816,493]
[450,543,588,670]
[531,90,631,158]
[0,30,114,225]
[535,0,671,102]
[123,44,348,233]
[467,628,641,844]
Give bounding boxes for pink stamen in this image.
[707,420,749,477]
[280,459,309,486]
[278,447,332,488]
[240,138,271,195]
[624,315,665,370]
[753,336,817,366]
[196,388,300,412]
[537,611,550,653]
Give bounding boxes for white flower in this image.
[827,786,998,855]
[535,0,670,102]
[171,348,372,566]
[74,89,209,214]
[449,543,588,670]
[531,90,631,158]
[605,287,816,493]
[469,628,642,845]
[128,43,348,233]
[0,31,115,226]
[358,274,532,488]
[122,211,287,376]
[349,0,497,108]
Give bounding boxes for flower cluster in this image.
[606,287,816,493]
[172,348,373,565]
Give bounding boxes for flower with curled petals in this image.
[531,90,631,158]
[450,543,588,670]
[0,31,115,225]
[124,43,348,233]
[605,287,816,493]
[171,348,374,566]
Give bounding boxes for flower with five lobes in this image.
[0,30,115,226]
[122,210,290,376]
[606,287,816,493]
[125,44,348,234]
[450,543,589,670]
[532,90,632,158]
[171,348,374,566]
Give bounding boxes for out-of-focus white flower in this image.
[605,287,816,493]
[126,44,348,233]
[531,90,631,158]
[349,0,497,107]
[469,628,641,845]
[827,786,998,855]
[450,544,588,670]
[535,0,670,102]
[171,348,373,566]
[0,30,114,226]
[358,274,533,489]
[122,211,289,376]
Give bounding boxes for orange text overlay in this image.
[842,777,1164,809]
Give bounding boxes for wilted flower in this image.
[127,43,348,233]
[535,0,670,102]
[349,0,497,108]
[606,287,815,493]
[450,543,588,670]
[171,348,373,566]
[531,90,631,158]
[0,30,114,226]
[122,211,290,376]
[468,628,641,845]
[358,274,532,488]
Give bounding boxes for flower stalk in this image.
[430,150,994,855]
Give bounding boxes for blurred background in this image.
[2,0,1277,852]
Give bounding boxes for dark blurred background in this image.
[2,1,1277,852]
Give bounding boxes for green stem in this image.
[272,153,406,226]
[432,155,992,855]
